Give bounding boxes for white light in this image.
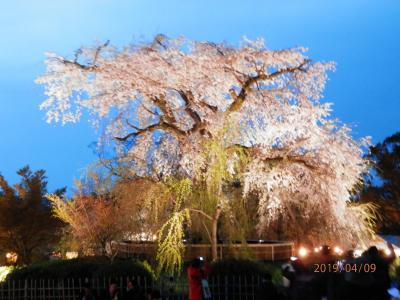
[298,247,308,257]
[290,256,298,261]
[314,247,320,253]
[334,246,343,255]
[395,249,400,257]
[384,248,392,256]
[354,249,362,257]
[65,251,78,259]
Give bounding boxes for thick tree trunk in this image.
[211,206,222,261]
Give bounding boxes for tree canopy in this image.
[37,35,375,249]
[0,166,64,265]
[362,132,400,233]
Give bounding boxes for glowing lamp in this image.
[314,247,320,253]
[298,247,308,257]
[65,251,78,259]
[334,246,343,255]
[5,252,17,263]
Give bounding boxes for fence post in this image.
[224,276,228,300]
[24,280,27,300]
[272,245,275,261]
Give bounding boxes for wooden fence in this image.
[0,275,270,300]
[114,242,294,261]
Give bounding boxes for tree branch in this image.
[61,40,110,71]
[114,118,186,142]
[228,60,310,112]
[189,208,213,221]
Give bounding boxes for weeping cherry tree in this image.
[37,35,376,270]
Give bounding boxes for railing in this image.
[0,275,270,300]
[114,242,294,261]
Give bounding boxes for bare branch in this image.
[115,117,187,142]
[228,60,310,112]
[61,40,110,71]
[189,208,213,221]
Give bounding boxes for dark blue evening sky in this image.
[0,0,399,193]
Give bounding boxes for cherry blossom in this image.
[37,36,374,246]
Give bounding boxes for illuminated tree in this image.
[37,35,375,258]
[0,166,64,265]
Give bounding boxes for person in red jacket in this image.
[187,257,210,300]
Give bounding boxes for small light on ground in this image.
[5,252,17,264]
[65,251,78,259]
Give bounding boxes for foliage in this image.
[6,257,153,280]
[155,135,252,273]
[361,132,400,233]
[38,35,374,251]
[0,166,65,265]
[390,258,400,287]
[48,193,123,256]
[0,266,13,283]
[156,178,192,275]
[113,178,170,241]
[345,203,379,248]
[48,168,173,257]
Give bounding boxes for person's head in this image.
[346,250,354,260]
[321,245,331,256]
[127,279,134,290]
[109,280,118,294]
[191,258,201,268]
[367,246,379,257]
[82,282,92,294]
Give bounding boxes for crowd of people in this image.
[78,278,159,300]
[276,242,399,300]
[78,242,399,300]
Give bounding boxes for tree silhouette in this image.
[362,132,400,233]
[0,166,65,265]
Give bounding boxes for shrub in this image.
[0,266,14,282]
[391,258,400,287]
[6,257,154,280]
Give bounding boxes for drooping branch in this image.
[228,60,310,112]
